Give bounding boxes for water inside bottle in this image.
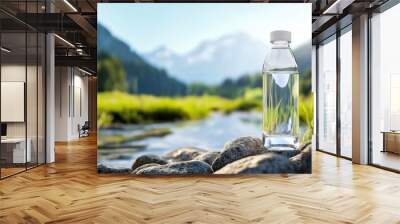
[262,69,299,149]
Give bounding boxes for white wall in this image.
[1,63,46,164]
[72,73,89,138]
[1,65,32,138]
[55,67,89,141]
[1,65,26,133]
[55,66,69,141]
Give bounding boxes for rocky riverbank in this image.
[98,136,312,175]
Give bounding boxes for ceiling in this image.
[0,0,393,74]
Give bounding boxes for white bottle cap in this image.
[270,30,291,43]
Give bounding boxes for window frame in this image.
[315,24,352,160]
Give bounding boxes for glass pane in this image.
[0,1,46,178]
[340,29,352,158]
[38,33,45,165]
[317,37,337,154]
[371,4,400,171]
[1,30,27,177]
[26,0,39,169]
[27,30,38,169]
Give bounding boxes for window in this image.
[339,28,352,158]
[1,28,28,177]
[317,36,337,154]
[0,2,46,179]
[370,3,400,171]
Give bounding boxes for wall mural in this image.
[97,3,313,175]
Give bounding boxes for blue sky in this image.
[98,4,311,54]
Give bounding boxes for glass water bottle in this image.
[262,30,299,149]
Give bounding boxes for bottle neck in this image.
[271,40,290,48]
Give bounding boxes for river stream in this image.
[98,112,262,169]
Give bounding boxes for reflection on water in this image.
[98,112,261,169]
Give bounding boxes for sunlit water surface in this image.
[98,112,261,169]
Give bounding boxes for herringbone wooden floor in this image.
[1,135,400,224]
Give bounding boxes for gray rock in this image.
[97,164,131,174]
[266,147,301,158]
[193,151,220,166]
[212,136,264,171]
[299,142,312,151]
[136,160,213,176]
[164,147,207,162]
[215,153,294,174]
[289,144,312,173]
[131,154,168,170]
[131,163,160,175]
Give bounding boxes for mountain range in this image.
[143,33,311,84]
[98,24,186,96]
[98,23,311,95]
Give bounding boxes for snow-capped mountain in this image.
[145,46,181,72]
[143,33,268,84]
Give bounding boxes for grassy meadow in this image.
[98,89,313,142]
[98,91,261,128]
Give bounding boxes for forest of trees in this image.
[97,51,187,96]
[98,52,127,92]
[187,70,311,99]
[97,50,312,99]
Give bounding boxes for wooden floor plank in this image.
[0,135,399,223]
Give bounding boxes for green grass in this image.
[98,91,314,142]
[299,94,314,142]
[98,91,261,127]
